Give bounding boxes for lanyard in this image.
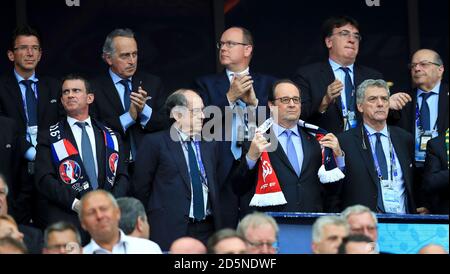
[364,127,398,180]
[179,133,208,186]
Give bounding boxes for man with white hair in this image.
[311,215,349,254]
[237,212,279,254]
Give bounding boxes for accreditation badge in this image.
[419,133,433,151]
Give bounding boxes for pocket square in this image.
[5,144,11,148]
[50,99,57,103]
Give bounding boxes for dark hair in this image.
[61,74,93,94]
[0,237,28,254]
[337,234,373,254]
[10,25,41,51]
[44,221,82,247]
[207,228,246,254]
[321,15,360,41]
[117,197,147,235]
[268,79,301,102]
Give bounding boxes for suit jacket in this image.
[133,129,223,251]
[337,125,416,213]
[393,83,449,137]
[423,135,449,214]
[90,71,168,159]
[0,117,21,218]
[230,125,335,213]
[18,224,43,254]
[34,118,129,228]
[194,71,277,227]
[292,62,383,134]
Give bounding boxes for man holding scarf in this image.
[230,79,344,214]
[35,75,128,243]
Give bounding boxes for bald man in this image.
[169,237,207,254]
[418,244,448,254]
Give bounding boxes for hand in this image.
[226,75,254,103]
[130,86,148,114]
[247,132,272,161]
[416,207,430,215]
[73,200,81,215]
[389,92,412,110]
[242,85,258,106]
[319,133,343,157]
[319,80,343,112]
[129,102,138,120]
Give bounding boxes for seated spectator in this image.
[418,244,448,254]
[341,205,379,250]
[42,221,82,254]
[0,237,27,254]
[117,197,149,239]
[80,190,162,254]
[311,215,349,254]
[0,215,24,244]
[207,228,247,254]
[169,237,207,254]
[338,234,377,254]
[237,212,279,254]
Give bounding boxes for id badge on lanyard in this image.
[380,179,402,213]
[28,125,38,147]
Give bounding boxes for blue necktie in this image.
[231,99,246,160]
[187,141,205,221]
[340,67,355,112]
[76,122,98,189]
[420,92,432,131]
[285,129,301,177]
[119,79,132,111]
[21,80,38,126]
[374,132,387,212]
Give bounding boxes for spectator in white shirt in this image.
[80,190,162,254]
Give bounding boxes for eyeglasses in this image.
[118,52,138,61]
[246,240,279,251]
[273,96,301,104]
[217,41,249,49]
[331,30,362,42]
[351,225,377,235]
[408,61,442,70]
[13,45,41,52]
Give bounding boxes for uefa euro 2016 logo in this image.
[59,160,82,185]
[109,153,119,174]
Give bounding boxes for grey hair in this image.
[44,221,82,247]
[312,215,349,243]
[102,28,135,59]
[78,190,119,221]
[0,174,8,196]
[165,89,198,117]
[237,212,279,239]
[356,79,390,105]
[341,204,378,226]
[116,197,147,235]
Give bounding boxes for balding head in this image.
[418,244,448,254]
[169,237,206,254]
[410,49,444,91]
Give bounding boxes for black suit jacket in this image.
[35,118,129,228]
[337,125,416,213]
[230,125,334,213]
[393,83,449,137]
[90,71,168,159]
[133,129,223,251]
[18,224,43,254]
[292,62,383,134]
[194,71,277,227]
[423,135,449,214]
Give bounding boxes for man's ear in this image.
[7,50,15,62]
[325,37,333,50]
[87,93,95,105]
[357,103,363,113]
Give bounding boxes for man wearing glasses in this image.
[236,212,279,254]
[393,49,448,214]
[230,80,344,213]
[0,26,63,228]
[292,16,410,135]
[194,27,277,229]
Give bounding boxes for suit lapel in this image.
[321,63,344,120]
[200,142,215,194]
[299,128,312,176]
[355,126,379,186]
[215,72,231,106]
[93,122,105,185]
[437,84,449,134]
[164,130,191,192]
[36,77,49,125]
[5,73,27,124]
[389,127,411,184]
[101,75,126,113]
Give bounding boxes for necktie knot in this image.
[340,67,351,74]
[21,79,35,88]
[421,92,433,101]
[284,129,293,138]
[119,79,131,87]
[75,121,88,129]
[375,132,382,142]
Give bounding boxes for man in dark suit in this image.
[423,130,449,214]
[230,80,344,213]
[133,89,222,251]
[292,15,410,134]
[35,75,128,242]
[194,27,277,227]
[90,28,167,176]
[337,79,417,213]
[0,26,63,226]
[391,49,448,214]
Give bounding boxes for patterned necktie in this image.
[20,80,38,126]
[75,122,98,189]
[187,141,205,221]
[420,92,432,131]
[340,67,355,112]
[374,132,387,212]
[119,79,132,111]
[231,99,246,160]
[285,129,301,177]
